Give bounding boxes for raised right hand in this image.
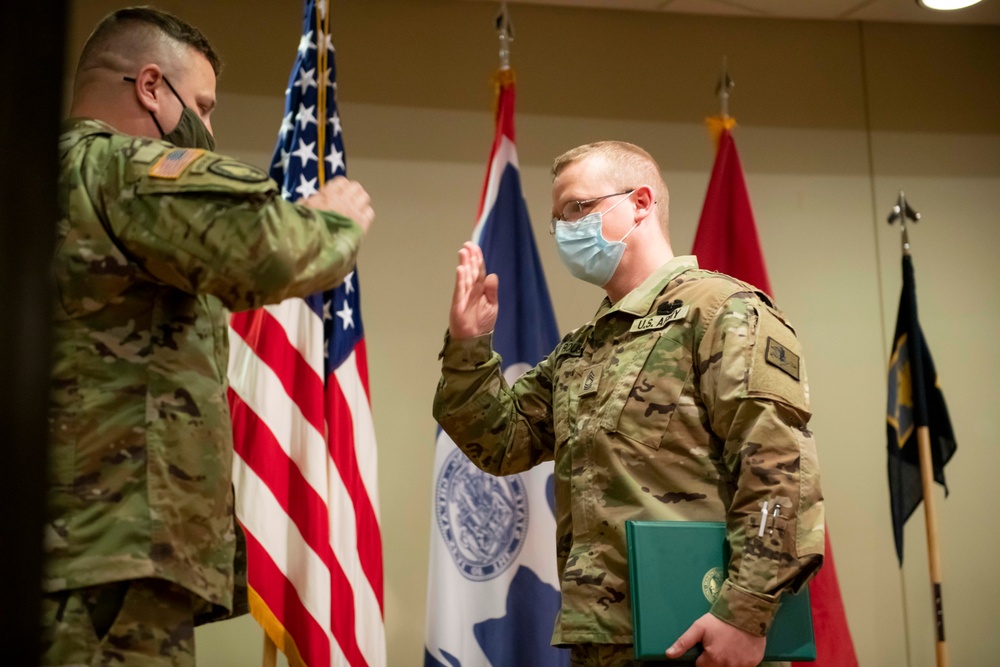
[301,176,374,233]
[449,242,499,340]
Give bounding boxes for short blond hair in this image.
[552,141,669,228]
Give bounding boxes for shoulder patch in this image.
[747,307,809,413]
[129,141,170,165]
[208,159,270,183]
[765,337,800,380]
[148,148,205,179]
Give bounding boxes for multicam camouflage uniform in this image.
[434,256,824,663]
[44,118,362,662]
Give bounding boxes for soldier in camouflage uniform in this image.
[434,142,823,667]
[44,8,374,666]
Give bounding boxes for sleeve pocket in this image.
[740,513,790,590]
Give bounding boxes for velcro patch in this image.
[630,305,689,333]
[579,365,602,397]
[130,141,169,165]
[148,148,205,179]
[208,159,270,183]
[747,308,809,413]
[765,337,800,381]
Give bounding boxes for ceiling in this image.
[467,0,1000,25]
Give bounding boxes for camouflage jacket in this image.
[47,118,362,616]
[434,256,824,645]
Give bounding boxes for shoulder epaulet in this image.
[690,269,776,308]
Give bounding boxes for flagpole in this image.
[888,192,948,667]
[496,2,512,71]
[705,58,736,151]
[716,56,733,120]
[262,632,277,667]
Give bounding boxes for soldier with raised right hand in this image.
[435,141,824,667]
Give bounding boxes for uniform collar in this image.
[593,255,699,321]
[61,117,118,135]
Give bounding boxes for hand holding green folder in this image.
[626,521,816,662]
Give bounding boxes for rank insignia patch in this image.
[148,148,205,179]
[765,337,800,381]
[580,365,602,397]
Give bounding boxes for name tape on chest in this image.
[765,337,800,381]
[629,305,689,333]
[148,148,205,179]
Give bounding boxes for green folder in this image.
[626,520,816,662]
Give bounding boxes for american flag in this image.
[227,1,385,666]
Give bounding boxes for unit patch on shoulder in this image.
[148,148,205,179]
[208,159,270,183]
[765,337,800,381]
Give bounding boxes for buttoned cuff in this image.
[709,580,781,637]
[438,330,495,370]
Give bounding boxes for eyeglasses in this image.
[550,189,635,234]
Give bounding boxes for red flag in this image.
[691,125,771,296]
[692,125,857,666]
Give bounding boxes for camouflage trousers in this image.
[569,644,672,666]
[569,644,787,667]
[41,578,196,667]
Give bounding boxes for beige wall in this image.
[66,1,1000,666]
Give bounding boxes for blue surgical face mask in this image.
[553,195,638,287]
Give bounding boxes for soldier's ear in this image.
[132,64,165,114]
[632,185,655,223]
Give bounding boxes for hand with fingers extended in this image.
[665,612,766,667]
[449,242,499,340]
[300,175,374,233]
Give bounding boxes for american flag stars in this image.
[295,67,318,94]
[291,138,318,166]
[296,103,317,129]
[231,3,383,664]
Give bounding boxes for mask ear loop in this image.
[159,75,188,109]
[606,191,640,243]
[123,75,167,137]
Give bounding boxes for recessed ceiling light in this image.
[917,0,984,10]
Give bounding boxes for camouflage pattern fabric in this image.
[41,578,197,667]
[434,255,824,646]
[570,642,648,666]
[569,642,787,667]
[47,118,362,620]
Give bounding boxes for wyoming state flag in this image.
[887,253,957,564]
[424,71,569,667]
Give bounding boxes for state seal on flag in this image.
[435,447,528,582]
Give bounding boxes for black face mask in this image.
[124,74,216,152]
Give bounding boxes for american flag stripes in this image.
[227,1,385,666]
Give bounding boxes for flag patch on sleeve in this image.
[148,148,205,179]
